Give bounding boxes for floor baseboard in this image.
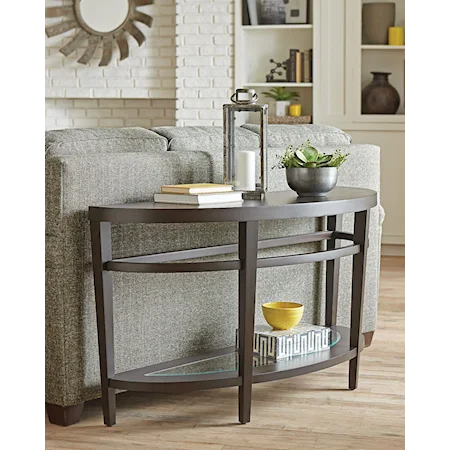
[381,244,405,257]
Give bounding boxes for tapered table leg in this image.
[325,215,343,327]
[349,210,370,390]
[238,221,258,424]
[90,221,116,426]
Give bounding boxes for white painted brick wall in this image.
[45,99,176,130]
[45,0,235,130]
[45,0,176,100]
[175,0,234,126]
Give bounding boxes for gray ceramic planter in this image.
[286,167,338,197]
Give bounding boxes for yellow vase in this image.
[388,27,405,46]
[289,104,302,117]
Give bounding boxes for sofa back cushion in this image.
[152,126,260,152]
[151,126,261,184]
[241,124,352,148]
[45,127,168,156]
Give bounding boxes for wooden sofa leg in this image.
[363,331,375,348]
[46,402,84,426]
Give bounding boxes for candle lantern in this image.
[223,88,269,199]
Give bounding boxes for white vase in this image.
[275,101,290,117]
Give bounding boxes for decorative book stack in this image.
[154,183,242,205]
[238,324,333,361]
[287,48,313,83]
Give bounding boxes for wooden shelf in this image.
[242,24,313,30]
[361,45,405,50]
[243,83,313,88]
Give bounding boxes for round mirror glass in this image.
[79,0,130,33]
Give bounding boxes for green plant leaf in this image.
[290,158,302,168]
[272,143,350,170]
[327,150,350,168]
[317,154,332,162]
[294,149,307,162]
[261,91,276,100]
[262,87,299,101]
[327,158,342,167]
[302,146,319,162]
[293,155,304,166]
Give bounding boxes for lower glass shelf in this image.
[109,326,359,392]
[145,329,341,377]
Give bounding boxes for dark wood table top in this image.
[89,187,377,223]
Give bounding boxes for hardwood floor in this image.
[46,257,405,450]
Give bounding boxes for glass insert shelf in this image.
[145,330,341,377]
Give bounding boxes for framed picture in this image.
[285,0,308,24]
[260,0,285,25]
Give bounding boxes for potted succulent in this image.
[274,141,350,196]
[262,87,299,117]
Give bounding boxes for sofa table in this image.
[89,187,377,426]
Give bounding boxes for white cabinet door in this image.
[313,0,347,126]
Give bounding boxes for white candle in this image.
[236,151,256,191]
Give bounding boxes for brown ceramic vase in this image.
[362,72,400,115]
[362,2,395,45]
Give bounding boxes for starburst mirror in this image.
[45,0,154,66]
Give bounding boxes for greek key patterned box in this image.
[246,324,332,361]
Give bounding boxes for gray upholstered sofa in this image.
[45,124,382,425]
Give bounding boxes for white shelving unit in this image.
[355,114,404,123]
[361,45,405,50]
[312,1,405,131]
[346,0,405,128]
[235,1,319,121]
[242,24,313,30]
[235,1,405,130]
[297,0,405,250]
[243,82,313,88]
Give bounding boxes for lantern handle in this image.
[231,88,258,105]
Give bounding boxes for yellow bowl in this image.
[262,302,304,330]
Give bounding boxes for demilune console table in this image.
[89,187,377,426]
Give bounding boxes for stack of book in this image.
[287,49,313,83]
[154,183,242,205]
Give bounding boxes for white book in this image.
[154,192,243,205]
[161,183,233,194]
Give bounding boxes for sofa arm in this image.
[45,151,218,217]
[265,141,381,336]
[329,144,381,335]
[337,144,380,193]
[45,151,218,406]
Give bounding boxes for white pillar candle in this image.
[236,151,256,191]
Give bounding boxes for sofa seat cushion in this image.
[45,127,168,156]
[242,124,352,148]
[152,126,260,152]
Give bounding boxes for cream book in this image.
[154,191,243,205]
[161,183,233,195]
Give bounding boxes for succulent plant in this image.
[262,87,300,102]
[274,141,350,169]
